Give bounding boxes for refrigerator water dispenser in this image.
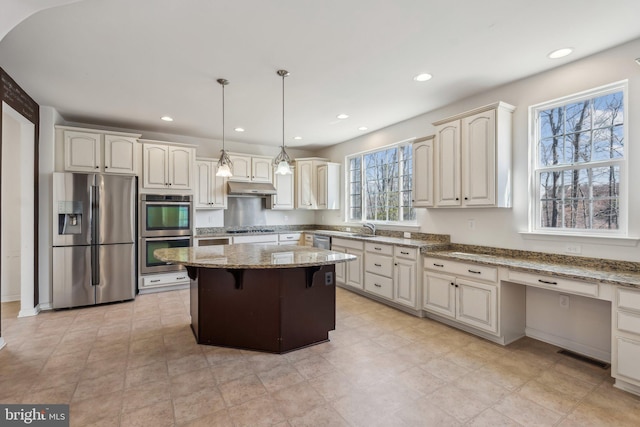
[57,201,83,235]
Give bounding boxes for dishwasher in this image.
[313,235,331,249]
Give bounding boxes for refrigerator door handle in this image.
[91,184,100,286]
[91,244,100,286]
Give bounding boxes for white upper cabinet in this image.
[412,135,435,207]
[228,154,273,183]
[270,171,294,210]
[432,102,514,208]
[295,158,340,210]
[61,127,139,174]
[195,159,226,209]
[142,141,195,190]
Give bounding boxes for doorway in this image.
[1,102,37,317]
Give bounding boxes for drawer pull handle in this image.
[433,263,444,267]
[468,269,481,274]
[374,247,382,251]
[400,251,409,255]
[176,276,186,280]
[374,283,381,288]
[150,279,161,283]
[374,263,382,267]
[538,279,558,285]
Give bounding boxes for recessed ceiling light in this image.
[293,136,302,140]
[160,116,173,122]
[337,114,349,119]
[413,73,432,82]
[548,48,573,59]
[234,127,245,132]
[358,126,368,131]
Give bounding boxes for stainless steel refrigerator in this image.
[52,172,136,309]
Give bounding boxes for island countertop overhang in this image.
[154,243,357,269]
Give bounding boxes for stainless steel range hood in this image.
[227,181,277,196]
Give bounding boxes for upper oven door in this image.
[141,200,192,237]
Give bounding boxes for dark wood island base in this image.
[187,265,336,353]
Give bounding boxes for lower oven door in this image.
[140,236,192,274]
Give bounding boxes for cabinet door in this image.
[412,138,434,207]
[456,278,497,333]
[316,164,328,209]
[332,246,346,284]
[143,144,169,188]
[64,131,101,172]
[436,122,461,206]
[346,248,364,290]
[168,146,193,190]
[394,259,416,307]
[271,172,294,210]
[210,165,227,208]
[423,271,456,318]
[229,155,251,181]
[296,161,315,209]
[462,109,496,206]
[616,336,640,383]
[252,157,273,183]
[104,135,137,174]
[195,161,212,208]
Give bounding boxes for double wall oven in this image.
[140,194,192,274]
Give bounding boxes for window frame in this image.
[345,138,417,226]
[528,80,628,237]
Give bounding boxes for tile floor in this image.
[1,288,639,426]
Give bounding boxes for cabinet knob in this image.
[394,263,397,266]
[450,282,454,286]
[95,166,99,169]
[455,197,459,201]
[105,166,108,169]
[464,197,468,200]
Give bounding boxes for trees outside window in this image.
[533,83,626,233]
[347,141,415,223]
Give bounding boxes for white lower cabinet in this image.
[613,287,640,394]
[332,238,364,290]
[423,256,525,343]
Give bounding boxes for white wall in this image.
[317,37,640,263]
[1,110,22,301]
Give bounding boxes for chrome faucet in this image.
[362,222,376,235]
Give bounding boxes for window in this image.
[347,140,415,223]
[531,82,627,234]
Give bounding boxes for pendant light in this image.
[216,78,233,177]
[274,69,293,175]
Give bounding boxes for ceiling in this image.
[2,0,640,150]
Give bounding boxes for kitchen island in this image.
[154,244,356,353]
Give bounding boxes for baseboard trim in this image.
[39,302,53,311]
[18,304,40,318]
[1,294,20,303]
[525,327,611,363]
[614,379,640,397]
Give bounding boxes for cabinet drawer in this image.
[142,272,189,288]
[394,246,418,260]
[279,233,301,243]
[365,272,393,299]
[618,310,640,335]
[365,242,393,256]
[232,234,278,244]
[365,253,393,277]
[618,288,640,313]
[507,270,598,297]
[424,257,497,283]
[332,237,364,250]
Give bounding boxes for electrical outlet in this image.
[468,219,476,230]
[559,294,570,309]
[403,232,411,239]
[283,215,288,222]
[346,227,351,232]
[324,272,334,286]
[565,244,582,254]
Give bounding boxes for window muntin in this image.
[532,84,626,233]
[347,141,415,224]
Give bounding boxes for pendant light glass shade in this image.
[274,69,293,175]
[216,78,233,178]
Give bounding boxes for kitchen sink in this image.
[347,233,378,238]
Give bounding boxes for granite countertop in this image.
[425,249,640,288]
[312,230,449,249]
[155,244,357,269]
